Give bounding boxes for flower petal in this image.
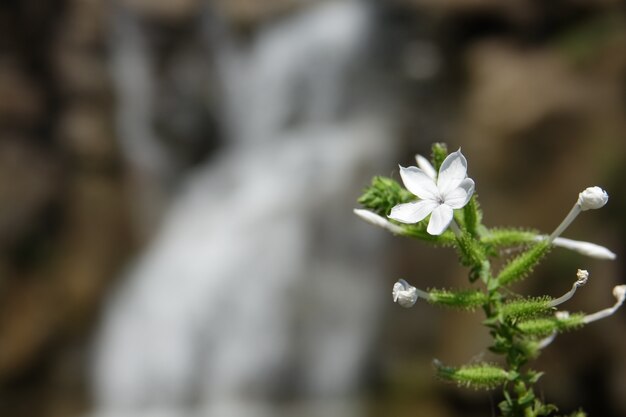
[444,178,475,209]
[353,209,405,234]
[437,149,468,195]
[536,236,617,260]
[389,200,438,224]
[427,204,454,235]
[399,166,439,200]
[416,154,437,179]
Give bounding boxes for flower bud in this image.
[392,279,418,308]
[555,311,570,320]
[354,209,404,234]
[613,285,626,301]
[577,186,609,211]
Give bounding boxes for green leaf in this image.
[462,195,482,238]
[357,176,413,216]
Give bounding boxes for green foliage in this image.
[428,288,489,310]
[501,297,553,321]
[482,228,539,249]
[435,361,509,390]
[517,314,585,337]
[462,195,482,237]
[496,241,551,286]
[455,231,490,283]
[357,176,413,216]
[499,388,558,417]
[402,223,456,246]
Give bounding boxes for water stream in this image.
[91,1,398,415]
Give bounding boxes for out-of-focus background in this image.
[0,0,625,416]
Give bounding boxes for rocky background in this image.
[0,0,625,416]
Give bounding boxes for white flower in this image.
[392,279,418,308]
[415,154,437,179]
[577,186,609,211]
[389,149,475,235]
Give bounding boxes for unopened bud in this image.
[555,311,570,320]
[613,285,626,301]
[354,209,405,234]
[577,186,609,211]
[393,279,418,308]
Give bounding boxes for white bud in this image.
[577,186,609,211]
[555,311,570,320]
[613,285,626,301]
[354,209,404,234]
[392,279,418,308]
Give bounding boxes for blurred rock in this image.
[0,64,44,124]
[0,140,60,251]
[117,0,202,21]
[213,0,306,28]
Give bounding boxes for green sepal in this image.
[431,142,448,171]
[462,195,482,238]
[402,223,456,246]
[501,297,554,321]
[357,176,413,216]
[428,288,489,310]
[455,231,489,283]
[434,360,509,390]
[517,313,585,337]
[482,228,539,249]
[496,241,551,286]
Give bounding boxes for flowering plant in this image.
[355,143,623,417]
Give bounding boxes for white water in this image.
[92,1,397,416]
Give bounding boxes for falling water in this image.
[92,1,398,416]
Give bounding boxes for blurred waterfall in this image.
[92,1,397,416]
